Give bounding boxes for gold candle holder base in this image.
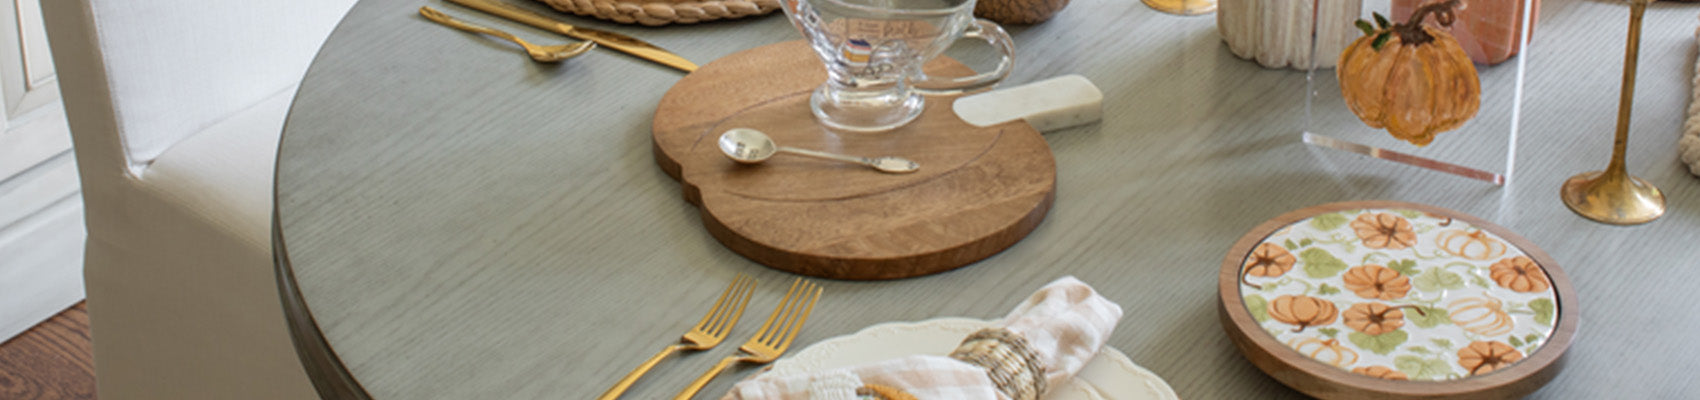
[1562,0,1664,226]
[1561,170,1665,225]
[1141,0,1214,15]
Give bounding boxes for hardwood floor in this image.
[0,302,95,399]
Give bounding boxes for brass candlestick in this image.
[1561,0,1666,225]
[1142,0,1214,15]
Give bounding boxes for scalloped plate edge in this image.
[760,317,1179,400]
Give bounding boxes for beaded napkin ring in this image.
[949,328,1047,400]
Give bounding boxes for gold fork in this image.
[597,274,757,400]
[418,6,595,62]
[674,278,823,400]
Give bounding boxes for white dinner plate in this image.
[763,318,1180,400]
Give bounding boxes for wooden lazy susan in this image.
[1218,201,1577,399]
[652,40,1055,281]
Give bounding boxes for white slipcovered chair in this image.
[42,0,355,398]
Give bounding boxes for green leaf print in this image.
[1525,333,1543,346]
[1245,295,1269,323]
[1508,335,1524,347]
[1395,355,1455,381]
[1318,327,1339,338]
[1529,298,1555,326]
[1414,268,1465,292]
[1310,213,1349,232]
[1285,239,1299,250]
[1430,338,1453,350]
[1300,238,1314,248]
[1317,283,1341,296]
[1396,209,1423,219]
[1356,19,1376,36]
[1348,330,1408,355]
[1301,248,1349,278]
[1388,259,1419,277]
[1407,346,1431,354]
[1408,306,1451,328]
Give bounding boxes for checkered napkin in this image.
[721,276,1124,400]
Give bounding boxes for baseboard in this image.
[0,195,85,342]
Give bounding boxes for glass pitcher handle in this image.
[912,18,1015,96]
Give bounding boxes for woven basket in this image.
[536,0,781,26]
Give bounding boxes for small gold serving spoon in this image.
[419,6,595,63]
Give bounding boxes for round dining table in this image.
[275,0,1700,398]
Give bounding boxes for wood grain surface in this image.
[1217,201,1577,400]
[274,0,1700,398]
[652,40,1055,280]
[0,302,95,400]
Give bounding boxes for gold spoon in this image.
[419,6,595,63]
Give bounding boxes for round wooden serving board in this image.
[652,40,1055,280]
[1217,201,1577,400]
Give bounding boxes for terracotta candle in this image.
[1393,0,1539,65]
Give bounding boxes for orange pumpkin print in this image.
[1343,302,1424,335]
[1458,340,1524,376]
[1342,264,1411,300]
[1338,0,1480,146]
[1435,229,1508,261]
[1351,213,1418,250]
[1289,337,1360,367]
[1269,295,1339,332]
[1448,296,1514,336]
[1490,256,1550,293]
[1352,365,1409,380]
[1242,243,1297,288]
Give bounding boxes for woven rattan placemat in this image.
[537,0,780,25]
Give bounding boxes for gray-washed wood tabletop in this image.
[276,0,1700,398]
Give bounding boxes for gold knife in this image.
[445,0,698,72]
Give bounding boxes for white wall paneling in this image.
[0,0,82,342]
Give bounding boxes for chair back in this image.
[44,0,354,176]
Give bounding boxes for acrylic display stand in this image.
[1303,0,1538,185]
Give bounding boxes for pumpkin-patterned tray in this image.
[1218,201,1576,400]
